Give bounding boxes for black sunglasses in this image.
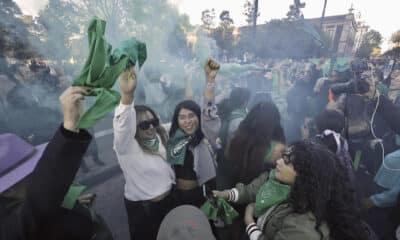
[138,118,160,130]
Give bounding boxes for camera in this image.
[330,59,370,95]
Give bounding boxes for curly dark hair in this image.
[288,141,370,240]
[226,101,285,183]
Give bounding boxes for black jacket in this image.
[0,126,92,240]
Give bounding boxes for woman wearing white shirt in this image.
[113,66,175,240]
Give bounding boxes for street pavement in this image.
[72,114,131,239]
[89,174,130,240]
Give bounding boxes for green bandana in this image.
[73,17,147,129]
[201,197,239,225]
[166,129,192,165]
[254,170,291,217]
[140,137,160,154]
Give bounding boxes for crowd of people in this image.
[1,51,400,240]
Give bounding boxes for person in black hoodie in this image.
[0,86,98,240]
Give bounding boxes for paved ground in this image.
[71,114,130,239]
[89,174,130,240]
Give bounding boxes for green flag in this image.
[73,17,147,129]
[201,197,239,225]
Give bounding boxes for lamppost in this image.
[252,0,259,39]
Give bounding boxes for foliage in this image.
[212,10,235,59]
[243,0,259,26]
[356,29,382,58]
[219,10,234,28]
[0,0,37,60]
[391,30,400,48]
[235,19,330,59]
[201,8,216,30]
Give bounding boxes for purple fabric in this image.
[0,133,47,193]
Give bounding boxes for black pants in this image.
[124,193,175,240]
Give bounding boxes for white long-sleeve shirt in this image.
[113,102,175,201]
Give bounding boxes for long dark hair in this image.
[134,105,168,148]
[169,100,204,147]
[288,141,370,240]
[226,101,285,183]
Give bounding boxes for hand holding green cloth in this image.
[254,170,290,217]
[166,129,192,165]
[73,17,147,128]
[201,197,239,225]
[62,184,87,210]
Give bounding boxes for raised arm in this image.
[7,87,93,239]
[202,58,222,149]
[203,58,220,102]
[184,63,194,100]
[113,66,138,154]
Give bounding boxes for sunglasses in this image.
[138,118,160,130]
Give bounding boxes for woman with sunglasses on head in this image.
[166,58,221,207]
[214,141,374,240]
[113,66,175,240]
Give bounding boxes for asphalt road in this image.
[72,114,131,240]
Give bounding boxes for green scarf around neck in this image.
[166,129,192,165]
[254,170,291,217]
[140,137,160,154]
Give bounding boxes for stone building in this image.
[307,9,368,56]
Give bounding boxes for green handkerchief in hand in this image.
[201,197,239,225]
[62,184,87,210]
[73,17,147,129]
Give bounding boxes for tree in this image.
[356,29,382,58]
[391,30,400,48]
[201,9,216,30]
[37,0,86,63]
[213,10,235,60]
[243,0,259,26]
[235,19,330,59]
[219,10,234,28]
[0,0,37,60]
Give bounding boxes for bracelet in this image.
[246,223,262,240]
[206,82,216,89]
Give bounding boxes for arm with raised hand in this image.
[202,58,222,149]
[11,86,93,239]
[113,66,139,154]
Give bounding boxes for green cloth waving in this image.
[201,197,239,225]
[73,17,147,128]
[254,170,291,217]
[166,129,192,165]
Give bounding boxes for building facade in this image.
[307,11,361,56]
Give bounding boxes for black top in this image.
[0,125,93,240]
[174,149,197,180]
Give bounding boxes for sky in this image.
[14,0,400,50]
